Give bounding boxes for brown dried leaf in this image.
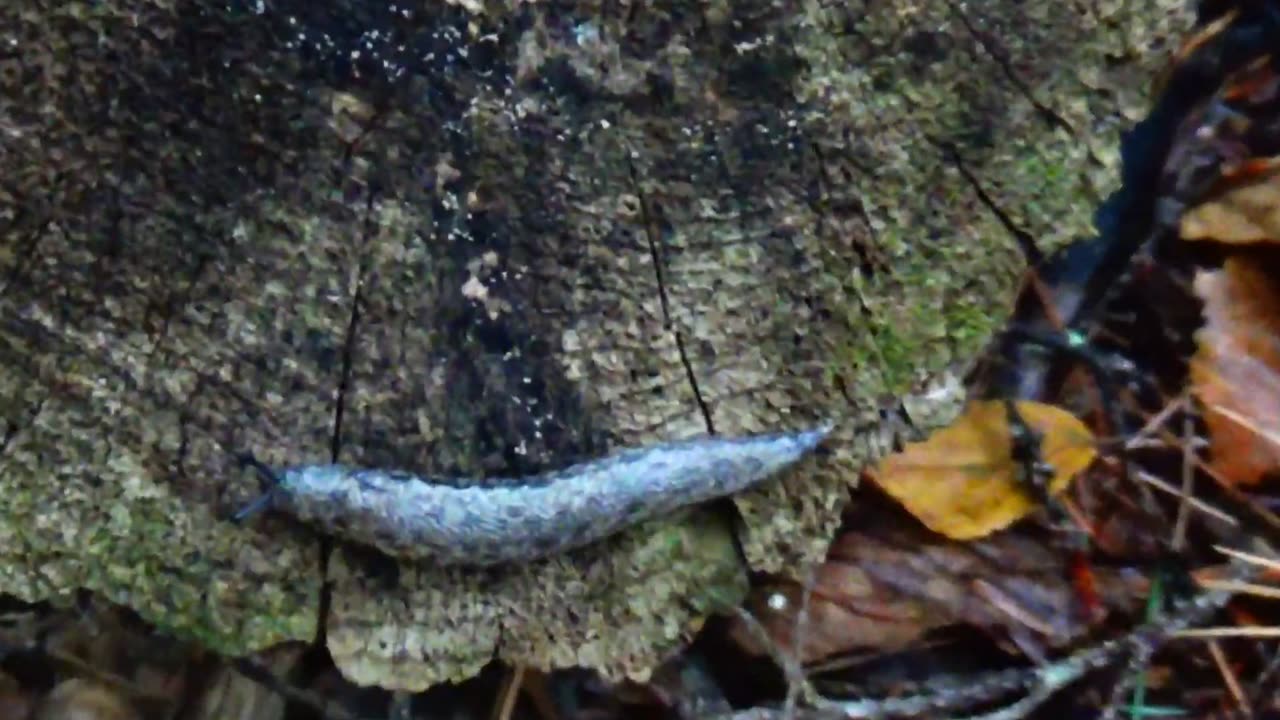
[869,401,1097,540]
[729,522,1142,665]
[730,551,938,664]
[1182,159,1280,244]
[1191,253,1280,485]
[0,670,35,720]
[33,679,139,720]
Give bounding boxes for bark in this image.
[0,0,1188,690]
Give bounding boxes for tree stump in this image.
[0,0,1188,690]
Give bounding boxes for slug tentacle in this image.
[235,423,833,566]
[232,454,287,523]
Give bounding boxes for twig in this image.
[232,657,374,720]
[491,664,525,720]
[825,639,1122,719]
[1207,639,1250,717]
[717,556,1258,720]
[786,567,822,719]
[731,606,822,707]
[1199,579,1280,600]
[1173,627,1280,639]
[1134,468,1237,527]
[1171,408,1198,550]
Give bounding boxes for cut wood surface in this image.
[0,0,1188,690]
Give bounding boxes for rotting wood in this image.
[0,0,1191,691]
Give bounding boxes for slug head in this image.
[232,453,285,523]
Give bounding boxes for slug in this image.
[234,423,833,566]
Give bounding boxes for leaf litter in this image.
[723,5,1280,718]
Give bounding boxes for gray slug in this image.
[234,423,833,566]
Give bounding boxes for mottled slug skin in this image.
[269,425,832,565]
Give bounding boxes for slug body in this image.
[247,424,832,566]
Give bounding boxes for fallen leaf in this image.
[869,400,1097,540]
[730,552,936,664]
[1191,253,1280,485]
[1181,158,1280,244]
[33,679,139,720]
[0,670,35,720]
[729,520,1143,665]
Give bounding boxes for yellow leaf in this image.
[870,400,1098,541]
